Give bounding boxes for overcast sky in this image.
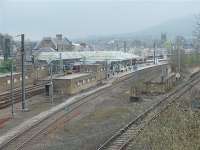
[0,0,200,40]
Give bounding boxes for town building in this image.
[33,34,73,52]
[33,34,92,53]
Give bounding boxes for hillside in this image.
[86,15,196,41]
[133,15,196,39]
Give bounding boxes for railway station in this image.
[1,0,200,149]
[1,42,199,150]
[0,47,197,150]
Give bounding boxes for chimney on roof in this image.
[56,34,62,41]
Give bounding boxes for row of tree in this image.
[0,33,14,60]
[168,14,200,73]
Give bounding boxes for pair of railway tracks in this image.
[0,83,45,109]
[0,64,166,150]
[97,73,200,150]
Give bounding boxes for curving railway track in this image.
[0,83,46,109]
[0,65,165,150]
[97,73,200,150]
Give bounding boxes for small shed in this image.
[53,73,97,95]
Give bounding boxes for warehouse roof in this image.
[36,51,140,63]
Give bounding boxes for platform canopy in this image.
[36,51,141,63]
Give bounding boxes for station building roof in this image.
[54,73,90,80]
[36,51,140,63]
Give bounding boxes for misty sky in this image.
[0,0,200,40]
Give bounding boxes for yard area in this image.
[128,85,200,150]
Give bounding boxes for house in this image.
[33,34,73,52]
[33,34,92,52]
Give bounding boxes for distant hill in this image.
[86,15,197,41]
[132,15,196,39]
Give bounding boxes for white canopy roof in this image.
[36,51,141,63]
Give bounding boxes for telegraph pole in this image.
[83,56,86,65]
[116,40,119,51]
[59,52,63,74]
[10,60,14,116]
[153,41,156,64]
[178,42,181,73]
[36,57,39,81]
[106,59,108,79]
[175,37,181,74]
[50,62,54,104]
[124,41,127,52]
[21,34,27,111]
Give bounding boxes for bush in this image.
[0,60,15,73]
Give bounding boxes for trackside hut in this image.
[53,73,97,95]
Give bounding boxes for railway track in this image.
[97,73,200,150]
[0,64,166,150]
[0,83,46,109]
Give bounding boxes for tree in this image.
[4,38,11,60]
[164,40,173,56]
[194,15,200,48]
[193,14,200,63]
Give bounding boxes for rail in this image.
[97,72,200,150]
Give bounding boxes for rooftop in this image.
[36,51,141,63]
[54,73,89,80]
